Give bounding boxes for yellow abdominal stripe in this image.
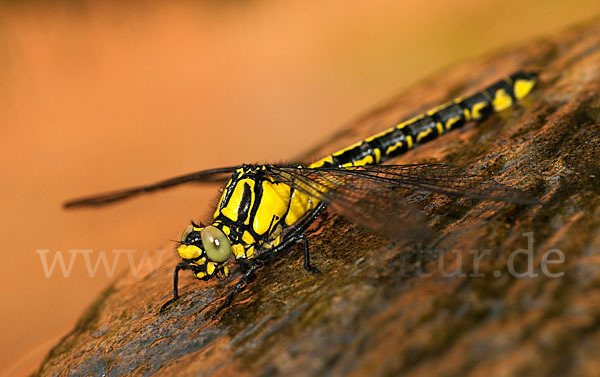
[471,101,488,119]
[491,89,513,112]
[514,78,536,99]
[416,128,433,143]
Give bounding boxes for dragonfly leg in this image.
[214,203,327,316]
[299,233,321,274]
[212,263,259,318]
[160,262,191,314]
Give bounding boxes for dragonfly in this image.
[64,71,538,315]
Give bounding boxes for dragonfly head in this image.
[177,223,232,280]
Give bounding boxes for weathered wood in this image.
[36,19,600,377]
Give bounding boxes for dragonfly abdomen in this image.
[310,71,537,169]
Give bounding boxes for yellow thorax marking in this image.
[195,271,206,279]
[206,262,216,275]
[218,178,255,222]
[232,244,246,259]
[253,180,290,235]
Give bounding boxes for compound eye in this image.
[180,224,194,243]
[201,226,232,263]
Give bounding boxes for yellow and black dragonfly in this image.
[65,71,538,315]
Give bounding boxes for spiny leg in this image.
[160,262,191,314]
[212,263,259,318]
[211,233,319,317]
[213,204,327,316]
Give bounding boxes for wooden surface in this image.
[35,20,600,377]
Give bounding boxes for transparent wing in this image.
[267,167,432,244]
[267,163,537,242]
[64,166,239,209]
[276,164,537,204]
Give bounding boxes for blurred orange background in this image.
[1,0,599,375]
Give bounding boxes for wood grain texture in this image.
[35,19,600,377]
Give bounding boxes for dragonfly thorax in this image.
[211,166,317,260]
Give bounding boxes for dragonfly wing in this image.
[327,187,433,244]
[323,164,538,205]
[64,166,239,208]
[268,163,537,242]
[268,167,433,244]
